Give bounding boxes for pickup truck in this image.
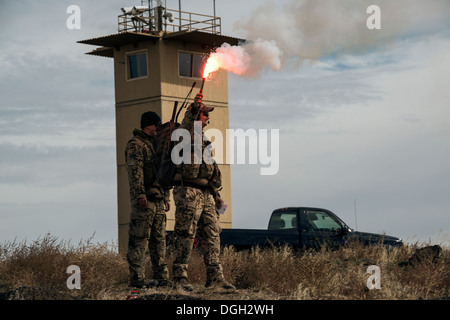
[220,207,403,250]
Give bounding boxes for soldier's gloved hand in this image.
[215,196,224,210]
[188,103,200,116]
[189,93,203,115]
[195,93,203,103]
[138,197,147,208]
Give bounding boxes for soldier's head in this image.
[140,111,161,136]
[198,109,210,127]
[198,105,214,128]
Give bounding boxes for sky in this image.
[0,0,449,247]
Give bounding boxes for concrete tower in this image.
[78,3,241,253]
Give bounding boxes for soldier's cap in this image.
[141,111,161,129]
[187,103,214,114]
[200,105,214,113]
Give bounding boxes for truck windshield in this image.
[268,211,297,230]
[306,210,342,231]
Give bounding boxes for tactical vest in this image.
[176,140,222,190]
[173,105,222,195]
[126,130,166,199]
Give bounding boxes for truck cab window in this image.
[306,210,342,232]
[268,211,297,230]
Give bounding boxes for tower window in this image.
[127,51,148,79]
[178,52,204,78]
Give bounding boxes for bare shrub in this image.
[0,233,128,299]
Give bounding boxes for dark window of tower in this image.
[178,52,204,78]
[127,51,148,79]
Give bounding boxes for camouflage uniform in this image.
[172,186,223,282]
[125,129,171,286]
[172,103,233,289]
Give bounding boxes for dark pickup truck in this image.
[220,207,403,250]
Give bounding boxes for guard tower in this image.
[78,1,242,253]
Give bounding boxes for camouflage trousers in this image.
[172,186,224,282]
[127,198,169,282]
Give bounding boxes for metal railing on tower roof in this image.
[118,6,221,35]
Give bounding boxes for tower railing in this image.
[118,7,221,35]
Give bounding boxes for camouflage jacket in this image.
[125,129,171,202]
[175,106,222,197]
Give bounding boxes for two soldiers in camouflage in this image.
[125,94,235,291]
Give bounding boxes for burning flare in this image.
[202,55,220,79]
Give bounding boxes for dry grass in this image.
[0,234,128,300]
[218,242,449,300]
[0,233,448,300]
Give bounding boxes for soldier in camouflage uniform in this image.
[172,93,235,292]
[125,111,172,288]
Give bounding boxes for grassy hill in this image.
[0,233,448,300]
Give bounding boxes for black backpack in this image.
[154,82,196,187]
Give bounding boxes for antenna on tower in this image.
[178,0,181,31]
[354,199,358,231]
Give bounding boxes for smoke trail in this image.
[208,0,450,78]
[207,40,282,78]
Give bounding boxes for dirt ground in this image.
[101,283,290,301]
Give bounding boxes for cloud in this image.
[228,54,388,131]
[0,7,115,146]
[234,0,450,60]
[0,143,115,186]
[229,31,450,243]
[0,0,125,244]
[202,0,450,79]
[0,0,448,246]
[0,142,117,243]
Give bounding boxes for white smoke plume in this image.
[207,40,282,78]
[208,0,450,78]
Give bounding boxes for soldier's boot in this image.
[173,277,194,292]
[172,263,193,291]
[153,265,173,288]
[128,268,159,288]
[205,265,236,291]
[155,279,173,288]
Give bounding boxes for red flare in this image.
[202,55,220,79]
